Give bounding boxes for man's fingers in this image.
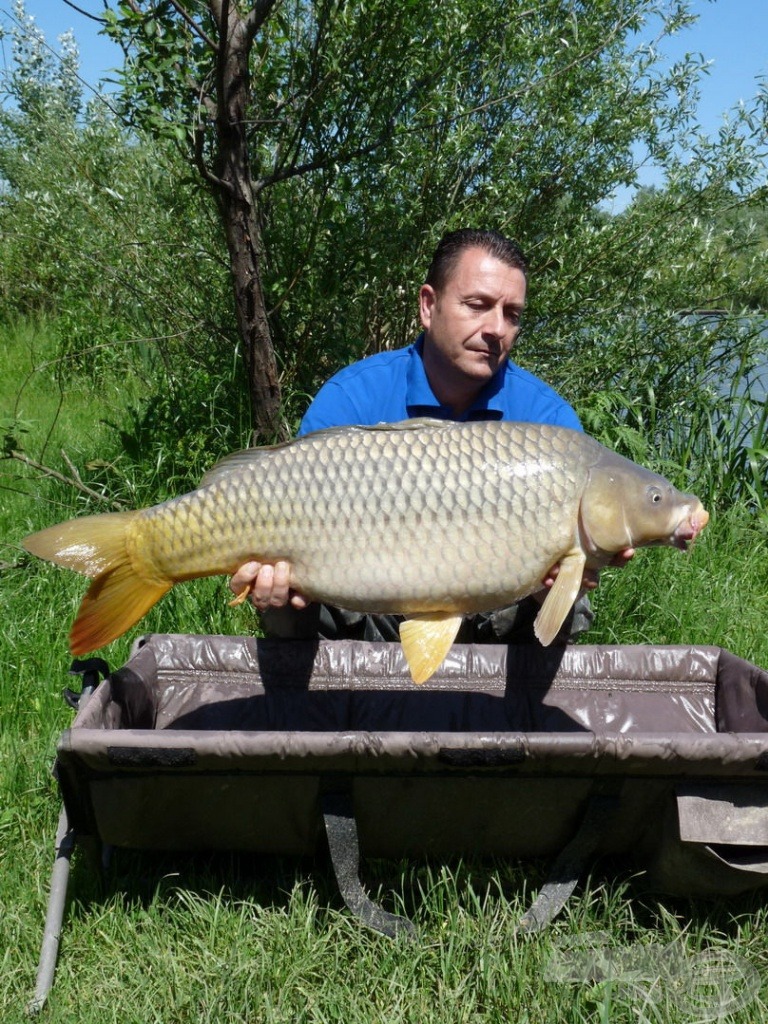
[245,560,297,610]
[273,561,311,608]
[229,560,262,598]
[582,568,599,591]
[251,562,276,609]
[611,547,636,567]
[229,560,310,611]
[269,560,292,606]
[542,564,559,589]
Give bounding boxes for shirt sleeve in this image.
[553,402,582,431]
[298,380,364,436]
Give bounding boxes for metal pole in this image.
[27,808,77,1015]
[27,659,107,1015]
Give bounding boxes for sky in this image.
[3,0,124,91]
[618,0,768,205]
[4,0,767,202]
[638,0,767,131]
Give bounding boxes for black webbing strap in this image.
[516,791,620,934]
[322,792,416,939]
[63,657,110,709]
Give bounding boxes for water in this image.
[703,316,768,407]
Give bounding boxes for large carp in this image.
[23,420,708,683]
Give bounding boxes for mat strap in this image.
[322,791,416,939]
[517,791,620,934]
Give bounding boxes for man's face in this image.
[419,247,526,385]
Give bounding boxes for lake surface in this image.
[707,317,767,406]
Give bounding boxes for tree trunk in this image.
[212,3,285,443]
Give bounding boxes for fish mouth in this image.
[671,505,709,550]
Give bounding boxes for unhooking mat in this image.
[28,634,768,1011]
[57,634,768,895]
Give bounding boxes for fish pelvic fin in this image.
[23,511,172,654]
[399,612,464,684]
[534,549,586,646]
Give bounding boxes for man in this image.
[230,229,633,640]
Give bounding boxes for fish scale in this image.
[133,421,592,612]
[22,419,708,683]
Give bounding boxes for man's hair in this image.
[425,229,528,291]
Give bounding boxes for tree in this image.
[6,1,764,455]
[0,1,247,498]
[100,0,763,440]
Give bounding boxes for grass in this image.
[2,320,768,1021]
[3,851,768,1023]
[589,505,768,666]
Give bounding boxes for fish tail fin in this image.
[70,564,171,655]
[23,511,172,654]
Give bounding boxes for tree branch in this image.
[62,0,107,24]
[6,451,126,510]
[244,0,283,46]
[169,0,218,50]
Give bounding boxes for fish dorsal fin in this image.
[533,549,586,646]
[199,419,452,487]
[399,612,464,684]
[198,442,302,487]
[363,417,449,431]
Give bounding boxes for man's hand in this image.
[229,561,310,611]
[539,547,636,596]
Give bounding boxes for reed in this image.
[580,317,768,511]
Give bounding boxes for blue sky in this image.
[6,0,768,202]
[5,0,124,91]
[16,0,767,118]
[642,0,767,131]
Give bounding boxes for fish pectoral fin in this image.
[533,550,586,646]
[399,613,464,685]
[228,585,252,608]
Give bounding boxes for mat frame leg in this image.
[516,793,620,934]
[27,808,77,1015]
[28,656,109,1013]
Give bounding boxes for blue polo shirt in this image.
[299,334,581,435]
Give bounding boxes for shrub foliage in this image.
[0,0,766,503]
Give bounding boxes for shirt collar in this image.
[405,333,506,420]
